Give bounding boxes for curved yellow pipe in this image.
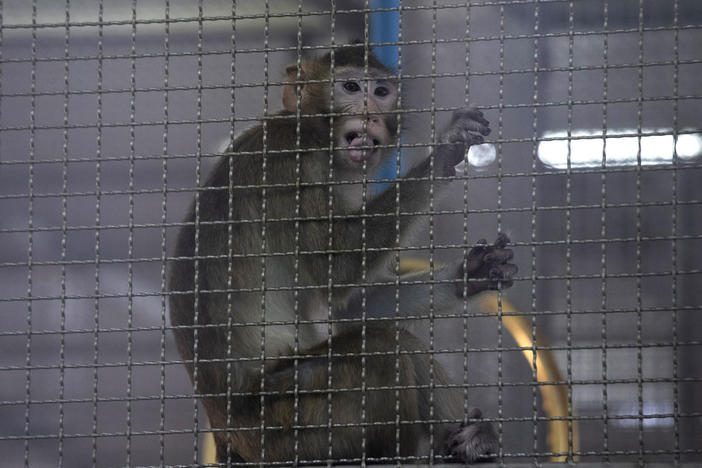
[201,261,579,463]
[202,430,216,465]
[475,293,579,462]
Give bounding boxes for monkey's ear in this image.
[282,63,307,112]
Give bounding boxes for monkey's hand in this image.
[435,107,491,176]
[444,408,499,463]
[455,232,517,298]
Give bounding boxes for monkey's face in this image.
[332,68,398,175]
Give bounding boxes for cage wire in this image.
[0,0,701,466]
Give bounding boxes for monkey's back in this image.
[168,114,334,378]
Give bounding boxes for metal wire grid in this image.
[0,0,701,466]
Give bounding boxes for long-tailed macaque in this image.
[169,46,517,464]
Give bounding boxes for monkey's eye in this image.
[343,81,361,93]
[374,86,390,97]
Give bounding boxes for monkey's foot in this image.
[444,408,499,463]
[456,232,518,297]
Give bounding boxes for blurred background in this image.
[0,0,700,466]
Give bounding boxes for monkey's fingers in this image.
[493,232,510,249]
[443,109,491,147]
[467,238,488,256]
[463,239,488,274]
[451,107,491,133]
[488,263,518,290]
[447,129,484,147]
[451,118,490,141]
[483,248,514,265]
[444,412,499,463]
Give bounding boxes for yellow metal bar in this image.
[475,293,579,462]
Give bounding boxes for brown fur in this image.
[169,47,513,464]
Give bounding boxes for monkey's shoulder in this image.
[229,112,331,154]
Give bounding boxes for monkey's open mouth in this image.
[343,130,381,163]
[345,131,381,146]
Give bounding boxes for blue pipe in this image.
[370,0,400,73]
[369,0,401,188]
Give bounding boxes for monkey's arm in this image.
[343,233,517,321]
[369,107,488,224]
[341,108,491,271]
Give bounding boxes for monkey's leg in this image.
[220,326,495,464]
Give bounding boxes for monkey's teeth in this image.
[346,132,360,144]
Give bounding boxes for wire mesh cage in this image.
[1,0,701,466]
